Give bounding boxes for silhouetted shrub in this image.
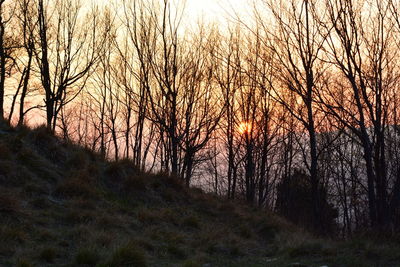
[276,170,338,235]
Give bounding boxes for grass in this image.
[39,247,57,263]
[74,247,100,265]
[16,259,34,267]
[124,174,148,192]
[237,223,252,239]
[182,259,202,267]
[0,121,400,266]
[0,224,28,244]
[37,229,56,242]
[182,215,200,229]
[165,244,187,259]
[0,141,12,159]
[0,192,20,213]
[107,243,147,267]
[54,170,99,199]
[286,241,324,258]
[63,209,95,224]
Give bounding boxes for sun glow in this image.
[238,121,252,135]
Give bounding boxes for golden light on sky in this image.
[184,0,251,25]
[95,0,252,28]
[238,121,253,135]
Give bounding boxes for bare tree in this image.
[0,0,19,120]
[317,0,399,229]
[213,27,243,199]
[119,0,157,167]
[8,0,36,126]
[0,0,7,118]
[255,0,329,231]
[178,24,225,186]
[36,0,101,132]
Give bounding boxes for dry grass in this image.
[106,242,147,267]
[124,174,147,192]
[54,170,99,199]
[182,215,201,229]
[16,259,34,267]
[0,160,19,186]
[74,247,101,265]
[1,121,400,267]
[17,147,60,182]
[105,159,139,183]
[0,141,11,160]
[0,191,20,214]
[0,224,28,244]
[38,247,57,263]
[93,231,115,248]
[63,209,96,224]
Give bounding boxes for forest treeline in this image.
[1,0,400,236]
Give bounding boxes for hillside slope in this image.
[0,122,400,267]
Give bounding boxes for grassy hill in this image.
[0,121,400,267]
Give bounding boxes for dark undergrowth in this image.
[0,120,399,266]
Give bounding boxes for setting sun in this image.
[238,121,252,135]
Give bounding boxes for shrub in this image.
[276,169,338,234]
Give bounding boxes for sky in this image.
[184,0,252,26]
